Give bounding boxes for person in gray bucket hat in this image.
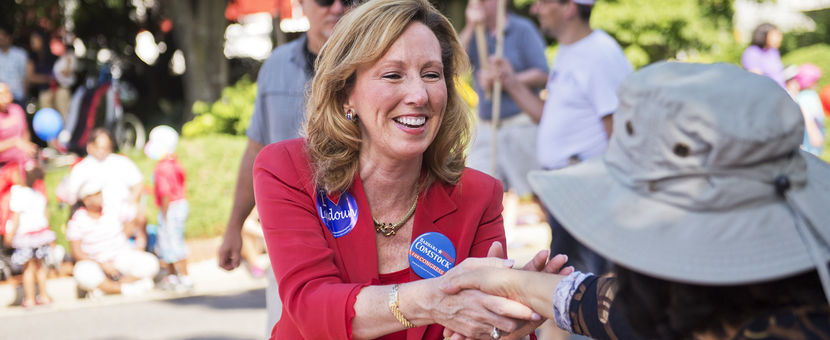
[440,61,830,340]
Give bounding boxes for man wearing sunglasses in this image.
[217,0,356,337]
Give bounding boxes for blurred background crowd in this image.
[0,0,828,338]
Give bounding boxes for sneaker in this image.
[248,264,266,278]
[122,278,153,296]
[81,288,104,300]
[158,275,180,291]
[20,299,36,309]
[35,295,52,306]
[175,275,194,294]
[46,245,66,270]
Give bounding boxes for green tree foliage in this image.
[73,0,141,54]
[182,76,256,137]
[590,0,740,68]
[780,8,830,55]
[511,0,743,69]
[0,0,62,38]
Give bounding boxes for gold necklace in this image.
[373,196,418,237]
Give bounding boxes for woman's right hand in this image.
[399,258,540,339]
[430,287,540,339]
[440,253,573,339]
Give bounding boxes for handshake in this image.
[410,241,574,340]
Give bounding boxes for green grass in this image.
[46,135,247,247]
[44,166,71,250]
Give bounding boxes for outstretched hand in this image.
[405,257,540,339]
[429,285,541,339]
[441,248,574,340]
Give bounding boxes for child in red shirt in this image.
[145,126,191,291]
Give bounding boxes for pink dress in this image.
[0,103,30,235]
[0,103,29,165]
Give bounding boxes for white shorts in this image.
[73,249,159,291]
[467,114,540,196]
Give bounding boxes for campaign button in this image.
[408,232,456,278]
[316,189,358,238]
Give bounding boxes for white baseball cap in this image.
[144,125,179,160]
[78,180,103,199]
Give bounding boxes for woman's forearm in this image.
[352,279,443,339]
[522,271,563,320]
[351,284,415,339]
[352,274,534,339]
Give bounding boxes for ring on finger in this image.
[490,326,502,339]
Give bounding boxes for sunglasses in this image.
[314,0,358,7]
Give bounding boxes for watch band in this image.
[388,284,416,328]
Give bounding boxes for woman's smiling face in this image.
[346,21,447,162]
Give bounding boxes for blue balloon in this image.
[33,108,63,141]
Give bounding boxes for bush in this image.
[182,76,257,137]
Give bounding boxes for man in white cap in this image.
[494,0,632,275]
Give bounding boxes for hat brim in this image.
[528,150,830,285]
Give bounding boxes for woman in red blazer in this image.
[252,0,539,339]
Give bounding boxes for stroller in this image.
[62,65,146,155]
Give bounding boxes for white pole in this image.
[490,0,507,175]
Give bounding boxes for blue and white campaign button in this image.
[408,232,456,278]
[316,189,359,238]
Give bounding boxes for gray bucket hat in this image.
[529,62,830,298]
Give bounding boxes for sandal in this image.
[21,300,36,309]
[36,296,52,305]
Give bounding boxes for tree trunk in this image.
[163,0,228,122]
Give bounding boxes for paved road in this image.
[0,205,552,340]
[1,288,267,340]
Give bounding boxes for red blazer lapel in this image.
[409,180,457,279]
[329,175,379,284]
[407,181,457,340]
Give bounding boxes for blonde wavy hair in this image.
[304,0,472,194]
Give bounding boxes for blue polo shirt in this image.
[467,14,549,121]
[247,35,313,145]
[0,46,29,102]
